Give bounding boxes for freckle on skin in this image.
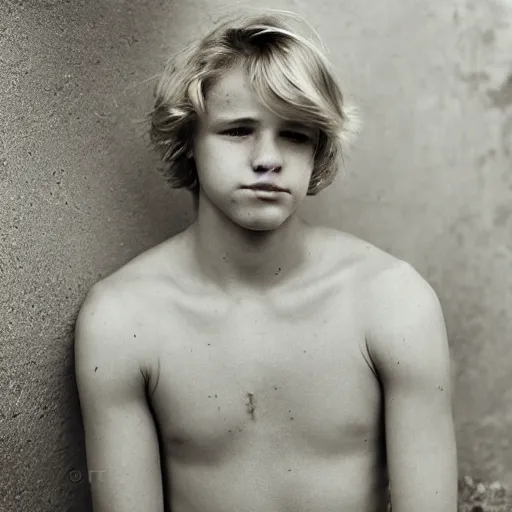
[245,393,256,420]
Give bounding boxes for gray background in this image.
[1,0,511,510]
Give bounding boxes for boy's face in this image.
[192,65,316,232]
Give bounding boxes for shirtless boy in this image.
[75,10,458,512]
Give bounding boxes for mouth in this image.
[242,184,288,193]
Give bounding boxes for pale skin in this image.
[75,65,458,511]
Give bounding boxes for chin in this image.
[233,210,291,232]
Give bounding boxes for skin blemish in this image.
[275,267,281,276]
[133,334,136,338]
[245,392,256,420]
[94,367,98,372]
[274,386,278,391]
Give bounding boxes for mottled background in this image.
[1,0,511,510]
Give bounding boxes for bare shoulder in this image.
[360,246,439,315]
[330,230,447,362]
[325,229,448,377]
[75,232,187,367]
[74,278,146,380]
[318,227,404,281]
[363,252,445,341]
[328,228,430,285]
[321,227,439,314]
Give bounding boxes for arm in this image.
[367,261,458,512]
[75,284,164,512]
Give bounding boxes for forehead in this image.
[205,66,263,119]
[203,66,316,132]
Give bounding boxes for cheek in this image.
[194,139,221,176]
[292,149,315,178]
[194,141,239,191]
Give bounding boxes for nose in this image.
[251,131,283,174]
[254,164,282,175]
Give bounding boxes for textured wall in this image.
[1,0,511,510]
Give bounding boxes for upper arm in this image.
[366,261,458,512]
[74,284,164,512]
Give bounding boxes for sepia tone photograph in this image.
[1,0,511,511]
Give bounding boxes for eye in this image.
[222,127,252,137]
[282,131,312,144]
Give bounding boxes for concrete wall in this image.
[1,0,511,510]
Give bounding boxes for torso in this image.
[105,224,395,512]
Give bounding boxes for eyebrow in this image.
[212,116,314,132]
[212,116,260,125]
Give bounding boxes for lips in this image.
[243,183,288,193]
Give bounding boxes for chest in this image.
[147,292,383,461]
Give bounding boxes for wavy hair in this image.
[146,9,362,203]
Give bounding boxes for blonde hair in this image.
[147,9,361,202]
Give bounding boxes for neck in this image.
[187,200,313,297]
